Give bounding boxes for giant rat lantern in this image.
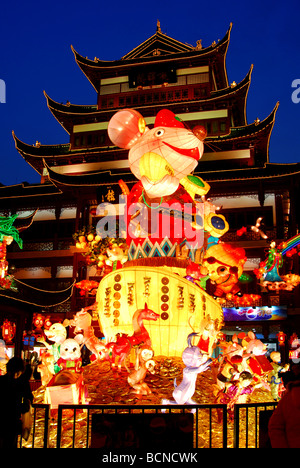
[96,109,225,358]
[108,108,208,254]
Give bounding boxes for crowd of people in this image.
[268,362,300,448]
[0,357,33,448]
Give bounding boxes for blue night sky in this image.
[0,0,300,186]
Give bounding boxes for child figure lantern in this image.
[268,351,289,401]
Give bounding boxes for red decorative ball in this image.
[193,125,207,141]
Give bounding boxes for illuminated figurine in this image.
[215,371,258,422]
[127,344,155,395]
[37,352,55,386]
[0,339,9,375]
[57,339,82,374]
[184,259,208,287]
[67,306,106,362]
[216,333,245,390]
[263,241,283,283]
[39,322,67,374]
[216,354,244,391]
[203,243,247,298]
[32,313,46,340]
[105,304,160,371]
[267,351,289,401]
[105,244,128,272]
[241,332,272,390]
[162,333,212,407]
[197,316,219,356]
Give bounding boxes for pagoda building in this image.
[2,22,300,356]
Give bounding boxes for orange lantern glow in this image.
[277,331,286,346]
[1,319,16,344]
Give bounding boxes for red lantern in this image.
[44,315,52,330]
[193,125,207,141]
[1,319,16,344]
[277,331,286,346]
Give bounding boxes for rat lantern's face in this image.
[108,109,205,198]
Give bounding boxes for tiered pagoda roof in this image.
[12,101,279,180]
[10,23,295,199]
[44,65,252,134]
[71,23,232,92]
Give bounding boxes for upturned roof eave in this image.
[71,24,232,91]
[44,159,300,189]
[12,102,276,163]
[207,102,279,143]
[72,25,231,68]
[44,64,250,133]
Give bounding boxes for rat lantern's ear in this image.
[108,108,146,149]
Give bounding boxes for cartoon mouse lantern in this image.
[108,109,208,252]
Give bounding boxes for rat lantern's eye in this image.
[155,128,165,138]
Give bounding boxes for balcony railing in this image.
[222,227,278,243]
[100,84,210,110]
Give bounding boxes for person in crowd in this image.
[281,362,300,387]
[0,357,33,448]
[268,379,300,448]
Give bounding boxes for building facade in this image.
[1,23,300,358]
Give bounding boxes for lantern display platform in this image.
[96,265,223,357]
[27,358,275,448]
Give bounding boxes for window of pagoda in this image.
[98,67,211,111]
[72,132,107,149]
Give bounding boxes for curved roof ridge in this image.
[43,158,300,189]
[12,131,71,156]
[121,30,194,60]
[208,101,279,141]
[71,23,233,67]
[211,64,253,96]
[44,91,97,113]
